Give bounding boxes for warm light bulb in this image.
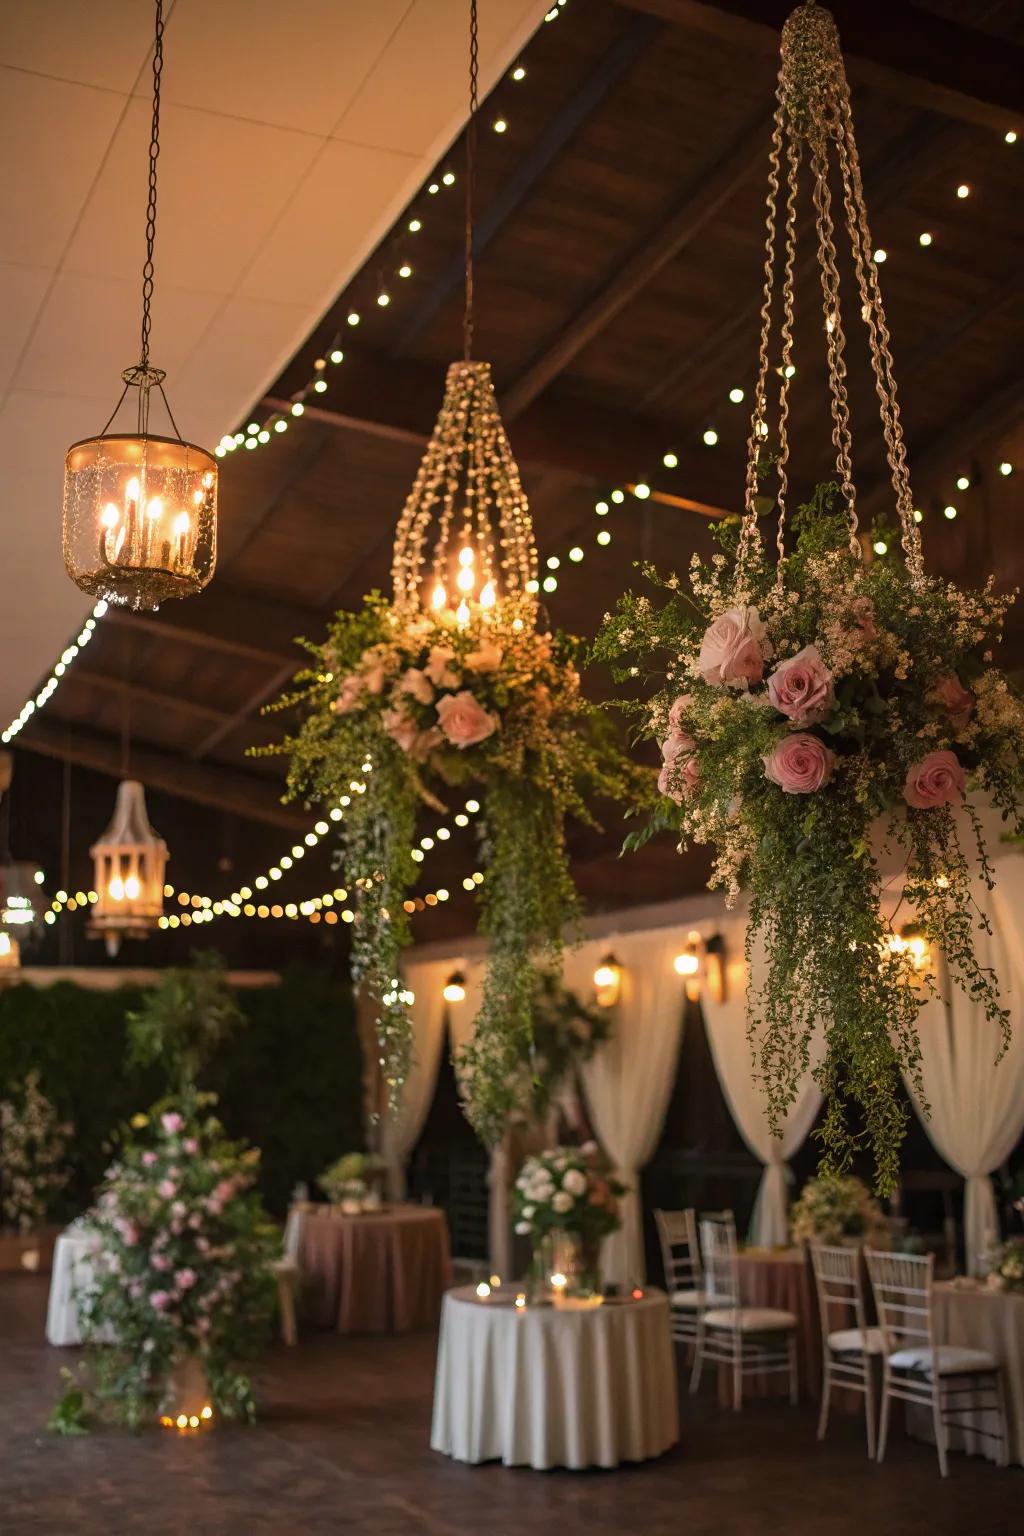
[475,1280,491,1298]
[480,581,496,608]
[873,248,887,263]
[443,975,466,1003]
[1006,130,1018,144]
[458,545,475,566]
[101,503,120,528]
[956,183,969,198]
[728,387,744,403]
[109,876,125,901]
[456,565,475,592]
[145,497,162,523]
[944,505,958,520]
[662,451,678,468]
[919,231,932,247]
[873,539,888,556]
[999,461,1013,476]
[431,582,446,610]
[550,1271,567,1290]
[674,950,699,977]
[703,428,718,446]
[173,511,190,536]
[124,874,141,901]
[956,475,970,490]
[593,964,617,989]
[634,482,651,499]
[455,599,470,627]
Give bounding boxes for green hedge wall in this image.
[0,964,364,1218]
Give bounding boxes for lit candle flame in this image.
[101,503,120,529]
[455,599,470,627]
[458,546,475,566]
[109,876,125,901]
[124,874,141,901]
[126,477,140,504]
[480,581,496,609]
[431,582,447,611]
[456,565,475,593]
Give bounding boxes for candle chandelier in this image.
[88,779,168,958]
[62,0,217,612]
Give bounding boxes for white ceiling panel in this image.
[0,0,150,93]
[0,263,54,396]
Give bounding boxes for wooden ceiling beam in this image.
[393,12,662,355]
[72,670,234,725]
[102,584,317,670]
[19,718,305,832]
[501,100,775,419]
[616,1,1024,132]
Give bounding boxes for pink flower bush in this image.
[904,750,965,810]
[763,733,836,794]
[767,645,835,726]
[156,1179,176,1200]
[160,1113,184,1135]
[930,673,973,732]
[699,606,767,687]
[436,690,499,748]
[175,1268,198,1290]
[150,1290,171,1311]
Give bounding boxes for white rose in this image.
[514,1221,531,1235]
[551,1191,573,1214]
[580,1140,598,1156]
[521,1205,535,1219]
[562,1169,586,1197]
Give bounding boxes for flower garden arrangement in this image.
[318,1150,385,1206]
[790,1173,887,1248]
[0,1070,72,1233]
[73,1092,279,1429]
[265,364,642,1144]
[513,1142,625,1248]
[986,1236,1024,1295]
[593,5,1023,1192]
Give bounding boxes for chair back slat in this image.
[655,1208,701,1292]
[865,1248,936,1355]
[699,1212,739,1308]
[810,1241,869,1341]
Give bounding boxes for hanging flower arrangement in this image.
[594,2,1024,1191]
[266,363,641,1142]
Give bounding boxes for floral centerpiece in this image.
[790,1173,887,1248]
[593,5,1023,1192]
[513,1142,626,1300]
[72,1092,279,1430]
[318,1150,385,1209]
[986,1236,1024,1295]
[264,364,643,1143]
[0,1070,72,1233]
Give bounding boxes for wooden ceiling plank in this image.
[501,100,775,419]
[72,670,234,725]
[393,12,663,355]
[20,718,306,832]
[190,659,299,763]
[616,1,1024,131]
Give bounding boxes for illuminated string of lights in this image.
[2,601,108,745]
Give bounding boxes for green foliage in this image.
[48,1365,93,1435]
[126,951,243,1094]
[595,483,1024,1192]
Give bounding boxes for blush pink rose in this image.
[767,645,835,725]
[156,1179,177,1200]
[904,750,965,810]
[150,1253,171,1272]
[436,690,499,749]
[400,667,434,705]
[175,1268,198,1290]
[424,646,460,689]
[699,606,767,687]
[150,1290,171,1311]
[930,673,973,732]
[668,693,694,734]
[359,648,389,695]
[464,641,503,673]
[658,749,700,803]
[763,733,835,794]
[160,1112,184,1134]
[331,674,364,715]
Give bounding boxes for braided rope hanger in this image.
[737,1,924,592]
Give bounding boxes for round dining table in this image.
[286,1202,451,1334]
[431,1284,679,1470]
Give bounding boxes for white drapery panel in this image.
[906,856,1024,1277]
[701,945,824,1247]
[563,932,687,1285]
[381,957,451,1201]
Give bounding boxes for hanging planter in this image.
[595,1,1024,1191]
[263,4,642,1142]
[62,0,217,611]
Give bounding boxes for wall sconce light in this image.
[443,969,467,1003]
[674,930,703,1002]
[593,952,622,1008]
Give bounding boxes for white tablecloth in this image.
[45,1227,106,1346]
[907,1281,1024,1466]
[430,1285,678,1470]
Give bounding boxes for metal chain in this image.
[463,0,479,362]
[774,131,803,578]
[139,0,164,374]
[809,134,859,554]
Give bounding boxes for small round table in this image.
[431,1285,679,1470]
[287,1203,451,1334]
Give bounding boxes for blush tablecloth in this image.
[286,1203,451,1334]
[907,1282,1024,1466]
[431,1285,679,1470]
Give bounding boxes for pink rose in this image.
[424,646,460,688]
[195,1316,211,1336]
[382,706,442,762]
[151,1253,171,1272]
[763,733,835,794]
[930,673,973,732]
[150,1290,171,1311]
[400,667,434,705]
[175,1268,198,1290]
[141,1151,157,1167]
[214,1179,235,1203]
[435,690,499,749]
[464,641,503,673]
[170,1201,186,1219]
[331,674,364,715]
[668,694,694,733]
[699,606,767,687]
[183,1138,199,1156]
[904,750,965,810]
[767,645,835,726]
[658,750,700,803]
[205,1197,223,1216]
[160,1113,184,1135]
[156,1179,177,1200]
[359,647,389,695]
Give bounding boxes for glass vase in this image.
[549,1228,603,1308]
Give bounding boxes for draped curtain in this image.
[564,931,686,1284]
[701,946,824,1247]
[380,957,451,1201]
[906,857,1024,1276]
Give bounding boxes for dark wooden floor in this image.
[1,1274,1016,1535]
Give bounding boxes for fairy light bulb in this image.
[455,599,470,627]
[456,565,475,592]
[480,581,496,608]
[431,582,446,611]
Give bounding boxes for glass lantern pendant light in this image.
[63,0,217,611]
[88,779,168,957]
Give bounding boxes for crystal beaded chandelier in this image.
[62,0,217,611]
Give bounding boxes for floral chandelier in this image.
[267,0,640,1140]
[62,0,217,611]
[597,0,1024,1190]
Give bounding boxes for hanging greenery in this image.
[594,1,1024,1193]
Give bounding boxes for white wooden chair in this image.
[654,1208,706,1351]
[690,1213,799,1410]
[810,1242,883,1456]
[865,1248,1009,1476]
